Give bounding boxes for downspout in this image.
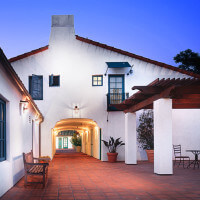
[39,117,44,157]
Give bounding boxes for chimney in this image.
[49,15,75,46]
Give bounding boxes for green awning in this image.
[106,62,131,68]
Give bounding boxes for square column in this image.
[154,98,173,175]
[125,113,137,164]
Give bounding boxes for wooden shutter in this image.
[31,75,43,100]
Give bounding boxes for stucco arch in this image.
[51,118,101,159]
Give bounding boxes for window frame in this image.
[108,74,125,105]
[0,98,6,162]
[108,74,125,94]
[92,75,103,86]
[49,75,60,87]
[29,75,43,100]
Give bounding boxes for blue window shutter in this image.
[31,75,43,100]
[49,74,53,86]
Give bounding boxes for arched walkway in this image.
[51,118,101,160]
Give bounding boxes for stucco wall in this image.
[172,109,200,159]
[11,17,194,162]
[0,64,39,197]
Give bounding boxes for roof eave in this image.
[0,48,44,122]
[75,35,200,79]
[9,45,49,63]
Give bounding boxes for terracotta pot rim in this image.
[107,152,118,155]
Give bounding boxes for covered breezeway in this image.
[112,78,200,175]
[51,118,101,160]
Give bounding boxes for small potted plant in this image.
[70,132,81,152]
[75,136,81,152]
[102,137,125,162]
[137,110,154,163]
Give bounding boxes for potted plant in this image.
[70,132,81,152]
[102,137,125,162]
[137,110,154,163]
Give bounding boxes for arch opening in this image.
[51,118,101,160]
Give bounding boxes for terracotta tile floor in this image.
[1,152,200,200]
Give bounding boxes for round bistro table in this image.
[186,150,200,169]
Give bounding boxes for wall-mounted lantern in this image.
[73,105,80,118]
[20,100,29,113]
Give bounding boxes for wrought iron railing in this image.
[107,93,129,111]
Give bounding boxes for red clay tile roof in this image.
[76,35,200,79]
[8,36,200,79]
[9,45,48,62]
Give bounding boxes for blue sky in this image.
[0,0,200,66]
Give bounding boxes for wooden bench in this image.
[23,151,49,187]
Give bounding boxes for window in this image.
[29,75,43,100]
[92,75,103,86]
[0,99,6,161]
[49,75,60,87]
[108,75,125,104]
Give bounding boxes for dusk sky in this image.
[0,0,200,66]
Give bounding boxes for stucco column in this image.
[154,98,173,175]
[125,112,137,164]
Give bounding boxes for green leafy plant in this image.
[102,137,125,153]
[70,132,81,146]
[137,110,154,150]
[174,49,200,74]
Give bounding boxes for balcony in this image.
[107,93,129,111]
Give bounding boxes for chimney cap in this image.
[52,15,74,27]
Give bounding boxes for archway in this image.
[51,118,101,160]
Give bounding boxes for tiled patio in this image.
[1,152,200,200]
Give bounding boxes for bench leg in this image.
[24,174,28,186]
[43,174,46,188]
[46,172,48,186]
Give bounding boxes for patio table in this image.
[186,150,200,169]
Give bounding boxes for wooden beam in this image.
[173,104,200,109]
[123,99,140,105]
[173,99,200,104]
[173,86,200,94]
[132,86,163,94]
[142,104,153,109]
[174,94,200,99]
[124,86,175,113]
[131,93,150,100]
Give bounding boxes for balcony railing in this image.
[107,93,129,111]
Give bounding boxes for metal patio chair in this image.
[173,145,190,168]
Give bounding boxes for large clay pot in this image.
[107,152,118,163]
[146,149,154,163]
[76,146,81,152]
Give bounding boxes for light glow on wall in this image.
[95,126,99,134]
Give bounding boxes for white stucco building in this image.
[9,15,200,162]
[0,49,43,197]
[1,14,200,197]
